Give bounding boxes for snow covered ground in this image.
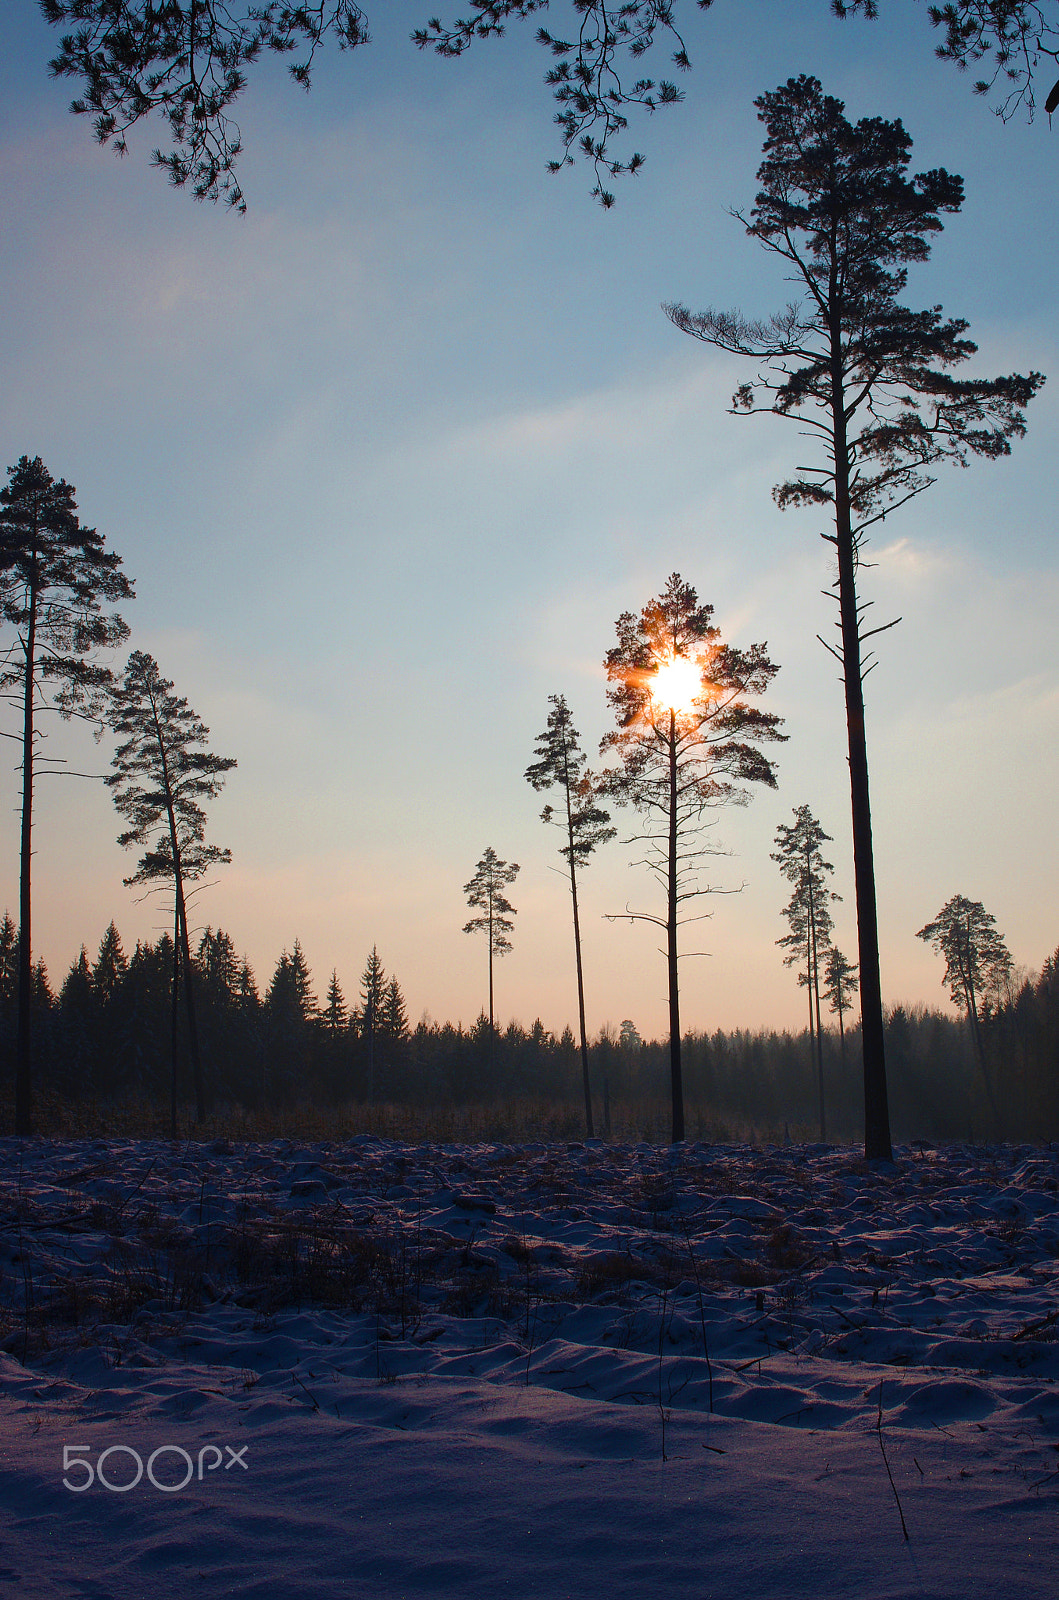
[1,1135,1057,1598]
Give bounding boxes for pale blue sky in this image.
[1,1,1056,1040]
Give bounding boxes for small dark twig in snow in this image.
[876,1381,909,1542]
[291,1370,320,1412]
[680,1217,714,1413]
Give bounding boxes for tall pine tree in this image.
[666,77,1042,1157]
[463,849,520,1036]
[772,806,838,1140]
[526,694,614,1136]
[107,651,234,1127]
[0,456,133,1133]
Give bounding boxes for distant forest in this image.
[1,915,1057,1145]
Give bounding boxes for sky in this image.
[0,0,1056,1044]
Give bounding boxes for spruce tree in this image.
[0,455,133,1134]
[382,975,409,1042]
[325,970,348,1034]
[358,945,387,1105]
[93,921,128,1006]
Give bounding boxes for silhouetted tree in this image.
[123,933,176,1095]
[41,0,702,209]
[0,913,19,1033]
[0,455,133,1134]
[40,5,1059,212]
[358,945,386,1104]
[324,969,347,1033]
[265,940,317,1103]
[665,77,1042,1159]
[57,946,96,1093]
[463,847,520,1034]
[823,945,859,1062]
[619,1018,643,1050]
[772,806,838,1140]
[916,894,1012,1126]
[107,650,235,1126]
[526,693,615,1136]
[194,927,256,1102]
[197,927,239,996]
[600,573,784,1143]
[382,974,408,1041]
[92,920,128,1005]
[836,1,1059,119]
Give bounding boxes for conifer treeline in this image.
[1,914,1057,1142]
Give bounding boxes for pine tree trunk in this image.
[808,870,826,1141]
[964,964,1001,1133]
[368,1000,375,1107]
[830,327,893,1161]
[148,686,206,1127]
[488,899,494,1035]
[170,912,180,1140]
[15,567,37,1137]
[570,866,594,1138]
[667,710,685,1143]
[174,872,205,1124]
[563,760,594,1138]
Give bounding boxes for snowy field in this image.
[1,1134,1057,1599]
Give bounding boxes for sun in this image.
[650,653,701,713]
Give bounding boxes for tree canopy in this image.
[917,893,1013,1017]
[38,3,1059,210]
[917,892,1013,1128]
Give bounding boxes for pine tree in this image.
[106,650,235,1126]
[666,77,1042,1158]
[772,806,839,1140]
[0,455,133,1133]
[41,1,699,211]
[600,573,784,1143]
[463,849,520,1035]
[33,5,1059,217]
[526,693,615,1136]
[917,895,1013,1128]
[823,947,859,1063]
